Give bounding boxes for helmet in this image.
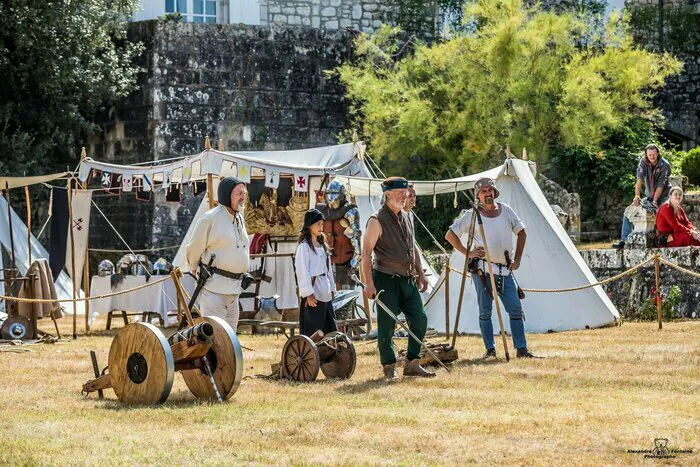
[324,179,348,210]
[152,257,172,275]
[115,254,134,275]
[97,260,115,277]
[130,254,152,276]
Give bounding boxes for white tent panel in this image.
[424,159,618,334]
[0,196,85,315]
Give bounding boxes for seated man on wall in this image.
[612,144,671,249]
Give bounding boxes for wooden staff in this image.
[451,206,478,349]
[204,136,215,208]
[444,256,450,340]
[24,185,31,265]
[5,183,17,277]
[654,252,662,330]
[475,209,510,361]
[67,179,78,339]
[83,249,91,333]
[170,269,194,327]
[359,263,372,333]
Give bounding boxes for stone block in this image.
[330,0,341,6]
[340,18,352,28]
[312,16,321,28]
[273,14,288,23]
[364,3,379,11]
[324,20,339,29]
[288,15,302,25]
[321,7,336,16]
[282,7,296,14]
[352,4,362,19]
[296,5,311,16]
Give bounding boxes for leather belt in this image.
[211,266,244,280]
[375,259,413,275]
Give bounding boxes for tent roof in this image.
[336,164,505,197]
[0,172,70,190]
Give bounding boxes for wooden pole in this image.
[67,179,78,339]
[654,252,663,330]
[83,249,91,333]
[359,264,372,333]
[444,256,450,341]
[5,183,17,278]
[451,209,478,349]
[170,269,194,327]
[476,211,510,361]
[217,139,225,151]
[204,137,215,208]
[24,186,31,266]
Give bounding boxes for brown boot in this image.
[383,364,399,381]
[403,359,436,378]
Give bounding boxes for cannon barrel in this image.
[168,322,215,345]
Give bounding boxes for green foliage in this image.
[547,119,663,218]
[626,4,700,53]
[0,0,143,176]
[679,148,700,186]
[335,0,682,178]
[632,285,681,321]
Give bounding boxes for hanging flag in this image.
[163,169,173,189]
[237,163,251,184]
[49,188,93,290]
[182,162,192,184]
[101,172,112,187]
[78,163,91,183]
[142,173,153,192]
[294,174,309,192]
[108,174,121,196]
[122,174,133,192]
[265,169,279,189]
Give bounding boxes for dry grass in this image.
[0,318,698,465]
[576,241,614,251]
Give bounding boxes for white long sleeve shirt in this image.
[295,242,336,303]
[185,205,250,294]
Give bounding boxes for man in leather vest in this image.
[362,177,435,380]
[315,179,362,289]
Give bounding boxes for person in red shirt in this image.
[656,186,700,247]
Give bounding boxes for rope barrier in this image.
[658,257,700,280]
[520,257,655,293]
[88,245,180,253]
[0,275,172,304]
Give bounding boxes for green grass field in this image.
[0,319,698,465]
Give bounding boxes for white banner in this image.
[122,174,133,192]
[66,190,93,291]
[294,174,309,192]
[264,169,280,189]
[237,163,251,184]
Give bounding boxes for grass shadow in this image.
[454,357,506,367]
[335,376,398,394]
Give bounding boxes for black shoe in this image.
[612,240,625,249]
[516,347,540,359]
[482,348,496,359]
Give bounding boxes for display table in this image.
[89,275,196,329]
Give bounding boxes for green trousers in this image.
[373,270,428,365]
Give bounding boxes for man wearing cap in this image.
[362,176,436,380]
[185,177,250,330]
[444,177,539,359]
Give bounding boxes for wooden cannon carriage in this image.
[82,316,243,404]
[276,331,357,382]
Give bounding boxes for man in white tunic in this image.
[445,177,539,359]
[185,177,250,330]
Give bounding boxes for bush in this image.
[680,148,700,186]
[630,285,682,321]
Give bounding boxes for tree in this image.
[335,0,682,177]
[0,0,143,176]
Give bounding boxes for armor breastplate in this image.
[324,219,354,265]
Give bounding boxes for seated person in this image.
[656,187,700,247]
[613,144,671,248]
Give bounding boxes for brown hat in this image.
[474,177,500,199]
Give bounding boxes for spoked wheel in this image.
[319,331,356,380]
[280,335,320,382]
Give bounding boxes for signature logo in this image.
[628,438,693,459]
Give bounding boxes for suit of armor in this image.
[315,179,362,289]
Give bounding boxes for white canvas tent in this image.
[0,195,85,315]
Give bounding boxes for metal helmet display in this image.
[97,260,115,277]
[115,254,134,275]
[130,254,152,276]
[152,257,172,275]
[324,179,348,210]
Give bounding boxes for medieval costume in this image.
[295,209,338,336]
[185,177,250,330]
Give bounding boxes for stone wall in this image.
[655,52,700,150]
[539,174,581,243]
[88,21,353,253]
[581,247,700,319]
[259,0,438,34]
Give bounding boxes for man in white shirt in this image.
[185,177,250,330]
[444,177,539,359]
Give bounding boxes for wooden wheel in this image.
[108,323,174,404]
[1,316,35,340]
[280,335,320,382]
[180,316,244,401]
[319,332,356,380]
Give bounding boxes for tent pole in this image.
[475,209,510,362]
[654,252,662,330]
[83,249,91,334]
[67,178,78,339]
[25,186,32,266]
[205,136,215,208]
[5,183,17,280]
[451,208,478,349]
[444,256,450,341]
